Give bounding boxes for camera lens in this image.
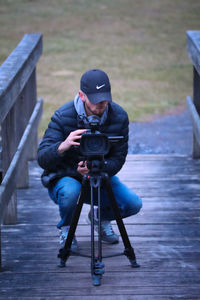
[80,133,109,156]
[87,136,106,151]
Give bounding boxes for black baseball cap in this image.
[80,69,112,104]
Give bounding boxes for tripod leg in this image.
[97,183,103,263]
[58,175,88,267]
[90,184,96,283]
[90,179,105,286]
[103,174,140,268]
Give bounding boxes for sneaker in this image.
[59,227,79,252]
[87,209,119,244]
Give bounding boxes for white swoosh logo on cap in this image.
[96,84,105,90]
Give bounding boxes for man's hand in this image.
[77,161,89,176]
[57,129,86,155]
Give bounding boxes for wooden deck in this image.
[0,154,200,299]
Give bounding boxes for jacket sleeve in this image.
[37,110,70,170]
[103,115,128,177]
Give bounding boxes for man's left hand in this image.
[77,161,89,176]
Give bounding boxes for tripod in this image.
[58,158,140,286]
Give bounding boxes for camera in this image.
[80,120,109,157]
[79,117,123,158]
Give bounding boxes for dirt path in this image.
[128,110,192,155]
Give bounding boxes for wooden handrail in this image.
[0,34,43,269]
[186,30,200,158]
[0,33,42,123]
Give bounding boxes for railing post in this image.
[3,192,17,225]
[16,68,38,188]
[193,67,200,115]
[1,103,18,224]
[186,30,200,159]
[26,68,39,162]
[193,67,200,158]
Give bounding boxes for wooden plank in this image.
[2,223,200,237]
[2,255,199,273]
[0,286,200,299]
[2,238,200,258]
[0,99,43,223]
[0,272,200,290]
[0,33,42,124]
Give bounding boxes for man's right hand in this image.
[57,129,86,155]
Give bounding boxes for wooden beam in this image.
[0,33,42,124]
[187,96,200,158]
[0,99,43,223]
[193,66,200,115]
[187,31,200,77]
[186,31,200,156]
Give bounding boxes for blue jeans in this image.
[48,176,142,228]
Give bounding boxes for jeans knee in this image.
[126,195,142,217]
[133,196,142,214]
[57,186,79,209]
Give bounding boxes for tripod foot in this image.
[57,248,70,268]
[57,258,66,268]
[91,261,105,286]
[124,247,140,268]
[92,274,102,286]
[129,259,140,268]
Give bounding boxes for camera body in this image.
[79,118,124,161]
[80,121,109,157]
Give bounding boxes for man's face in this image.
[80,92,108,117]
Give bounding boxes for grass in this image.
[0,0,200,136]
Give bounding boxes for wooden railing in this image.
[186,30,200,158]
[0,33,43,268]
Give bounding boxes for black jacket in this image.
[37,100,129,187]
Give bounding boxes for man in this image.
[37,69,142,251]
